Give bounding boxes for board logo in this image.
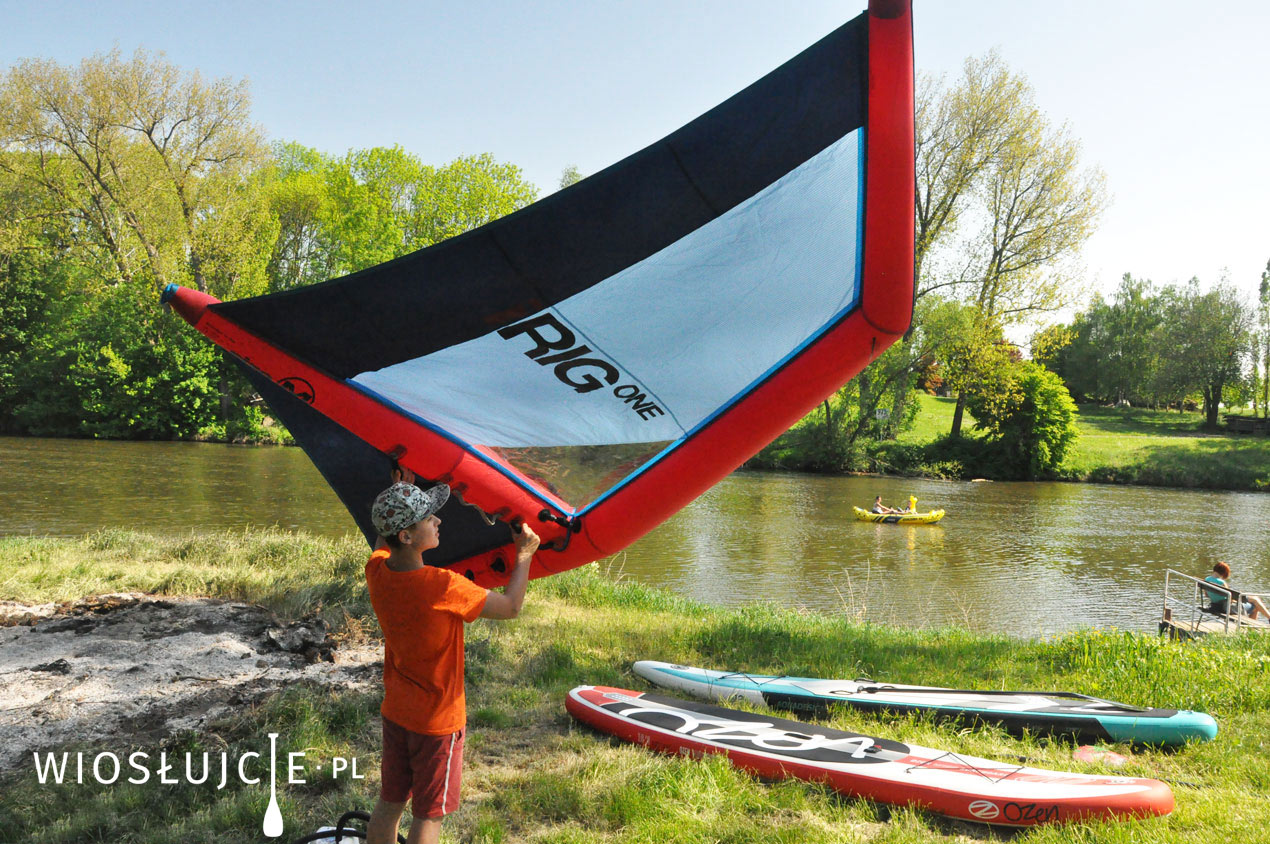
[968,800,1000,820]
[497,312,666,422]
[277,377,315,404]
[603,692,639,703]
[600,698,902,764]
[1003,802,1059,824]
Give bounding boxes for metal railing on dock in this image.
[1160,569,1269,639]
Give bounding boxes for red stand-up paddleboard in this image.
[566,686,1174,827]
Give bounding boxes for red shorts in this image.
[380,717,465,819]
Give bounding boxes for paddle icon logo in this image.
[263,733,284,837]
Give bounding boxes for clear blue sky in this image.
[4,0,1268,314]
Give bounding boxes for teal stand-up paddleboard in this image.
[633,661,1217,746]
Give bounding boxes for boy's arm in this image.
[480,522,539,620]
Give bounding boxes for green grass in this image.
[3,532,1270,842]
[1062,405,1270,489]
[0,528,374,623]
[895,395,1270,490]
[895,394,976,445]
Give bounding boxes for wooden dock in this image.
[1159,607,1270,641]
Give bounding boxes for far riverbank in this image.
[7,393,1268,493]
[752,395,1270,493]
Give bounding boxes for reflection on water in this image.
[0,437,354,538]
[626,473,1270,636]
[3,437,1268,636]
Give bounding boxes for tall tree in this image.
[265,142,336,291]
[0,48,269,296]
[1156,279,1253,429]
[1099,275,1160,405]
[945,85,1106,435]
[1,49,274,437]
[414,152,538,247]
[266,144,538,290]
[1258,260,1270,418]
[1058,275,1161,405]
[879,54,1030,432]
[874,52,1105,439]
[914,52,1032,300]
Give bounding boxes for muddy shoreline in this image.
[0,594,380,774]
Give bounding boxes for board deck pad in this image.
[632,660,1217,746]
[567,685,1174,826]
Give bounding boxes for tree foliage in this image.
[1156,279,1253,428]
[763,52,1106,474]
[1256,260,1270,418]
[1044,276,1255,428]
[558,165,583,190]
[266,144,537,289]
[1053,274,1161,405]
[968,361,1079,478]
[0,51,541,441]
[879,52,1106,439]
[0,48,269,296]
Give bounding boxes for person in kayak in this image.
[1203,562,1269,620]
[871,496,901,514]
[364,467,539,844]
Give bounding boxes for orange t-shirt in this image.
[365,549,488,735]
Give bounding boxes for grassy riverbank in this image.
[878,395,1270,490]
[3,531,1270,843]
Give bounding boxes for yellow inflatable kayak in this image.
[853,506,945,525]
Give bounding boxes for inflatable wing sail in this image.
[163,0,914,585]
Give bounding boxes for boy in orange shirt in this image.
[364,470,538,844]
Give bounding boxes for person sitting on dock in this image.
[871,496,900,514]
[1203,562,1270,621]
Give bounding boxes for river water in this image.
[3,436,1268,636]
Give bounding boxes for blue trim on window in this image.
[347,129,867,522]
[577,131,869,517]
[342,380,576,517]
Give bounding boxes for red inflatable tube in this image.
[862,0,916,336]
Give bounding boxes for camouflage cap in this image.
[371,482,450,536]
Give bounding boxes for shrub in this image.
[969,361,1079,478]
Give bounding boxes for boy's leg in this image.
[367,798,407,844]
[375,717,415,844]
[405,728,464,843]
[405,816,442,844]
